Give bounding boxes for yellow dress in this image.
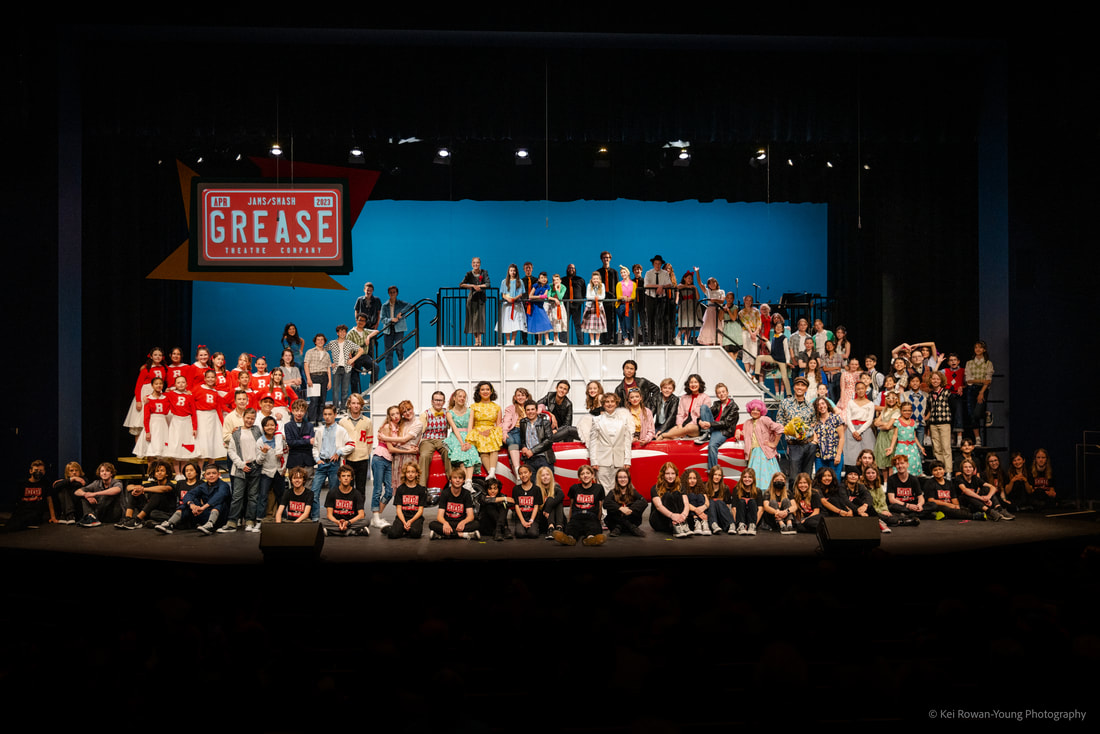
[469,401,503,453]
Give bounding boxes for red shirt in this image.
[166,390,198,430]
[143,394,169,433]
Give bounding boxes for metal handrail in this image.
[368,298,438,385]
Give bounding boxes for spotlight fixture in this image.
[826,160,834,168]
[434,147,452,165]
[749,147,768,169]
[514,148,531,166]
[348,145,364,164]
[269,143,283,157]
[593,146,610,169]
[673,148,691,167]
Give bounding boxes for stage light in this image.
[269,143,283,157]
[348,145,364,164]
[515,148,531,166]
[826,160,834,168]
[749,147,768,168]
[593,146,610,169]
[673,148,691,167]
[434,147,451,165]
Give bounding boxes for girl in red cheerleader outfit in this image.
[229,352,252,389]
[251,356,272,392]
[164,375,200,476]
[164,346,193,389]
[189,345,213,392]
[193,368,227,462]
[210,352,233,411]
[124,347,166,436]
[258,367,298,426]
[134,376,170,464]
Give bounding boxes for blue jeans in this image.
[698,404,728,469]
[965,385,986,437]
[369,455,393,511]
[331,367,350,411]
[230,471,261,523]
[384,331,405,372]
[311,461,340,520]
[616,304,635,340]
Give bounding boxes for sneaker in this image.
[693,433,710,445]
[736,523,748,535]
[987,508,1002,522]
[624,522,645,537]
[553,530,576,546]
[729,524,740,535]
[246,523,261,533]
[878,519,892,534]
[1000,509,1016,521]
[673,523,692,538]
[430,530,441,540]
[745,523,757,536]
[197,522,214,535]
[933,511,946,521]
[122,516,141,530]
[216,521,238,533]
[461,530,480,540]
[697,522,713,536]
[114,516,129,529]
[78,514,100,528]
[370,513,390,529]
[59,514,76,525]
[711,522,722,535]
[781,520,796,535]
[582,534,606,546]
[154,521,173,534]
[974,436,982,447]
[610,526,622,537]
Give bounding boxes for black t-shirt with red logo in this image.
[279,488,315,521]
[395,484,429,520]
[923,478,958,504]
[567,482,606,519]
[441,488,475,524]
[512,484,541,520]
[324,487,364,521]
[21,478,48,503]
[887,474,922,504]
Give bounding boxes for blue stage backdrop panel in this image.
[191,199,826,360]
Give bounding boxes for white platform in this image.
[368,345,764,425]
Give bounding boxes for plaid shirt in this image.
[927,387,952,424]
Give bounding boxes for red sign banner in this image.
[190,179,352,273]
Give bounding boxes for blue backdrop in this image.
[192,199,827,360]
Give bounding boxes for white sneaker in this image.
[697,522,712,536]
[673,523,692,538]
[736,523,748,535]
[370,513,389,529]
[462,530,481,540]
[246,523,261,533]
[879,519,892,534]
[430,530,441,539]
[711,522,722,535]
[728,524,739,535]
[746,523,757,536]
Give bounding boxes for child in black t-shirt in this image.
[322,466,367,536]
[276,466,315,523]
[885,454,928,523]
[481,475,516,541]
[2,460,55,532]
[510,468,543,539]
[922,460,971,520]
[116,459,176,529]
[554,464,606,546]
[387,463,429,539]
[429,468,480,540]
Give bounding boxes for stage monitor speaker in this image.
[817,516,880,556]
[259,522,324,562]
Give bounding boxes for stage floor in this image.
[3,506,1096,565]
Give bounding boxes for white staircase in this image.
[367,345,764,424]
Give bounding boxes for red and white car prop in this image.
[425,434,747,503]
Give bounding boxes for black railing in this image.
[368,298,437,384]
